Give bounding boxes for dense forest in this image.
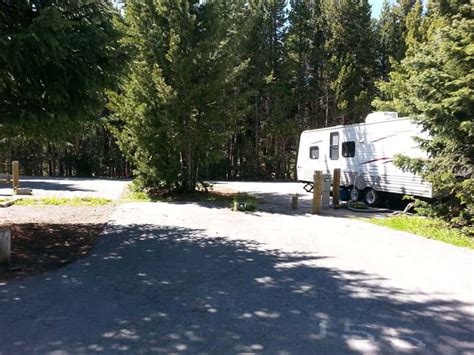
[0,0,472,226]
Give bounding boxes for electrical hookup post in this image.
[312,170,333,215]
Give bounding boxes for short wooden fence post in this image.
[12,161,19,193]
[312,171,322,214]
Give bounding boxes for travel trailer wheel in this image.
[364,188,378,206]
[349,186,361,201]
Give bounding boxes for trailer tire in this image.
[349,186,362,201]
[364,188,378,206]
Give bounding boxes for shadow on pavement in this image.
[0,223,472,353]
[1,223,107,281]
[0,180,94,197]
[208,181,403,218]
[165,190,391,219]
[16,179,94,192]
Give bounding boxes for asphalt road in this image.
[0,177,129,200]
[1,186,473,354]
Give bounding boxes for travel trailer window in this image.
[309,146,319,159]
[329,132,339,160]
[342,141,355,157]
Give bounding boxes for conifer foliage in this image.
[375,0,473,227]
[0,0,123,136]
[109,0,246,191]
[2,0,471,229]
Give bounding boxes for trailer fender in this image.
[354,173,367,191]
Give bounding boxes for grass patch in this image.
[120,186,259,210]
[231,193,258,212]
[368,215,474,249]
[165,191,258,207]
[121,190,164,202]
[15,197,112,207]
[167,191,260,211]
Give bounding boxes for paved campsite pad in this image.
[211,181,394,217]
[0,199,473,354]
[0,177,130,200]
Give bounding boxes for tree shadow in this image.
[0,180,94,197]
[198,181,393,217]
[0,223,472,353]
[0,177,130,197]
[0,223,107,281]
[164,189,390,219]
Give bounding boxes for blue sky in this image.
[369,0,385,18]
[113,0,387,18]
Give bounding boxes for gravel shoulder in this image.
[0,204,114,225]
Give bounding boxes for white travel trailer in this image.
[296,112,432,205]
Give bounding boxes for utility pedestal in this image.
[321,173,332,209]
[332,169,341,207]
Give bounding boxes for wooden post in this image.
[291,195,299,210]
[0,229,11,269]
[333,168,341,207]
[312,171,322,214]
[12,161,19,193]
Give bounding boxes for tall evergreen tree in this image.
[325,0,377,124]
[404,0,424,47]
[109,0,246,191]
[374,0,473,227]
[286,0,313,129]
[237,0,289,179]
[0,0,123,137]
[286,0,327,130]
[375,0,420,83]
[376,0,398,81]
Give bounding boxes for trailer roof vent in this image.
[365,111,398,123]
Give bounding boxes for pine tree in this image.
[376,0,399,81]
[404,0,424,47]
[286,0,313,129]
[286,0,327,130]
[375,1,473,228]
[109,0,246,191]
[374,0,420,83]
[325,0,377,124]
[237,0,289,179]
[0,0,123,137]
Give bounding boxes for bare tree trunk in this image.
[254,99,260,179]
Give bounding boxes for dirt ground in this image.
[0,205,114,281]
